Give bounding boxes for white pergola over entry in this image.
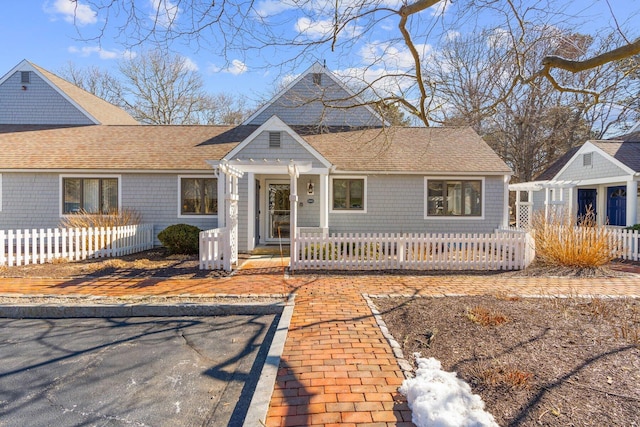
[207,160,244,270]
[509,180,578,229]
[208,158,317,264]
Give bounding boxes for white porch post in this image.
[567,186,575,219]
[247,172,256,251]
[514,190,521,228]
[288,163,299,267]
[503,175,510,228]
[320,173,329,231]
[626,179,638,226]
[544,187,550,220]
[217,170,226,228]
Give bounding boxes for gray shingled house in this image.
[0,60,513,255]
[510,125,640,229]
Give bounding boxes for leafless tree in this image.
[431,27,630,182]
[116,50,211,124]
[60,56,252,125]
[59,62,125,107]
[72,0,639,127]
[199,93,251,125]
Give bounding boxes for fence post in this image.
[0,230,5,267]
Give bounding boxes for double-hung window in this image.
[63,177,119,214]
[180,177,217,216]
[332,178,365,211]
[426,179,482,217]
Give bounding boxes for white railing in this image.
[0,224,154,267]
[292,231,535,271]
[199,227,232,271]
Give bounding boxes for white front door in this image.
[267,181,290,241]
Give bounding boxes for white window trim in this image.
[59,174,122,217]
[178,175,219,219]
[424,176,485,220]
[330,176,367,214]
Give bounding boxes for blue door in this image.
[607,186,626,226]
[577,189,597,221]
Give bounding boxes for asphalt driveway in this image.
[0,314,278,427]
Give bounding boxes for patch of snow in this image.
[399,355,499,427]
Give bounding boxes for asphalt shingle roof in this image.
[592,140,640,172]
[304,126,512,173]
[30,63,139,125]
[0,125,238,171]
[0,124,511,174]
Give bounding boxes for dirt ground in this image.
[375,295,640,427]
[0,248,243,279]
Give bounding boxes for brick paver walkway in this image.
[1,257,639,427]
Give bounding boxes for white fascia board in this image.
[225,115,333,169]
[0,59,29,85]
[0,169,216,174]
[242,62,323,125]
[241,62,387,126]
[554,140,635,179]
[11,61,100,125]
[329,170,510,176]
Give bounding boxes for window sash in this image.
[63,178,118,214]
[333,179,365,211]
[427,180,481,217]
[181,178,217,215]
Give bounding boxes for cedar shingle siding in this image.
[0,71,94,125]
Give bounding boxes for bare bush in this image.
[531,209,619,268]
[60,209,142,229]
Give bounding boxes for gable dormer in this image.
[0,60,138,126]
[243,62,385,129]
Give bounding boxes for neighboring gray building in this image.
[510,126,640,229]
[0,60,513,252]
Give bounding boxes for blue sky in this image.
[0,1,637,109]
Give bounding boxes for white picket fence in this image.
[199,227,233,271]
[0,224,154,267]
[292,231,535,271]
[614,228,640,261]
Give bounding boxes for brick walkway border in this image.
[1,256,639,426]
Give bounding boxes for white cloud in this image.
[150,0,179,28]
[208,59,248,75]
[227,59,248,75]
[295,17,333,39]
[487,28,511,49]
[253,0,297,18]
[430,0,452,17]
[68,46,135,60]
[182,57,199,72]
[445,30,460,41]
[295,17,362,40]
[359,41,432,71]
[47,0,97,25]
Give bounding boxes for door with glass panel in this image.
[267,182,290,241]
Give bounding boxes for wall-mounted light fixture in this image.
[21,85,27,91]
[307,181,315,195]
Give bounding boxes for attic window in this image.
[583,152,593,167]
[269,132,282,148]
[312,73,322,85]
[20,71,30,84]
